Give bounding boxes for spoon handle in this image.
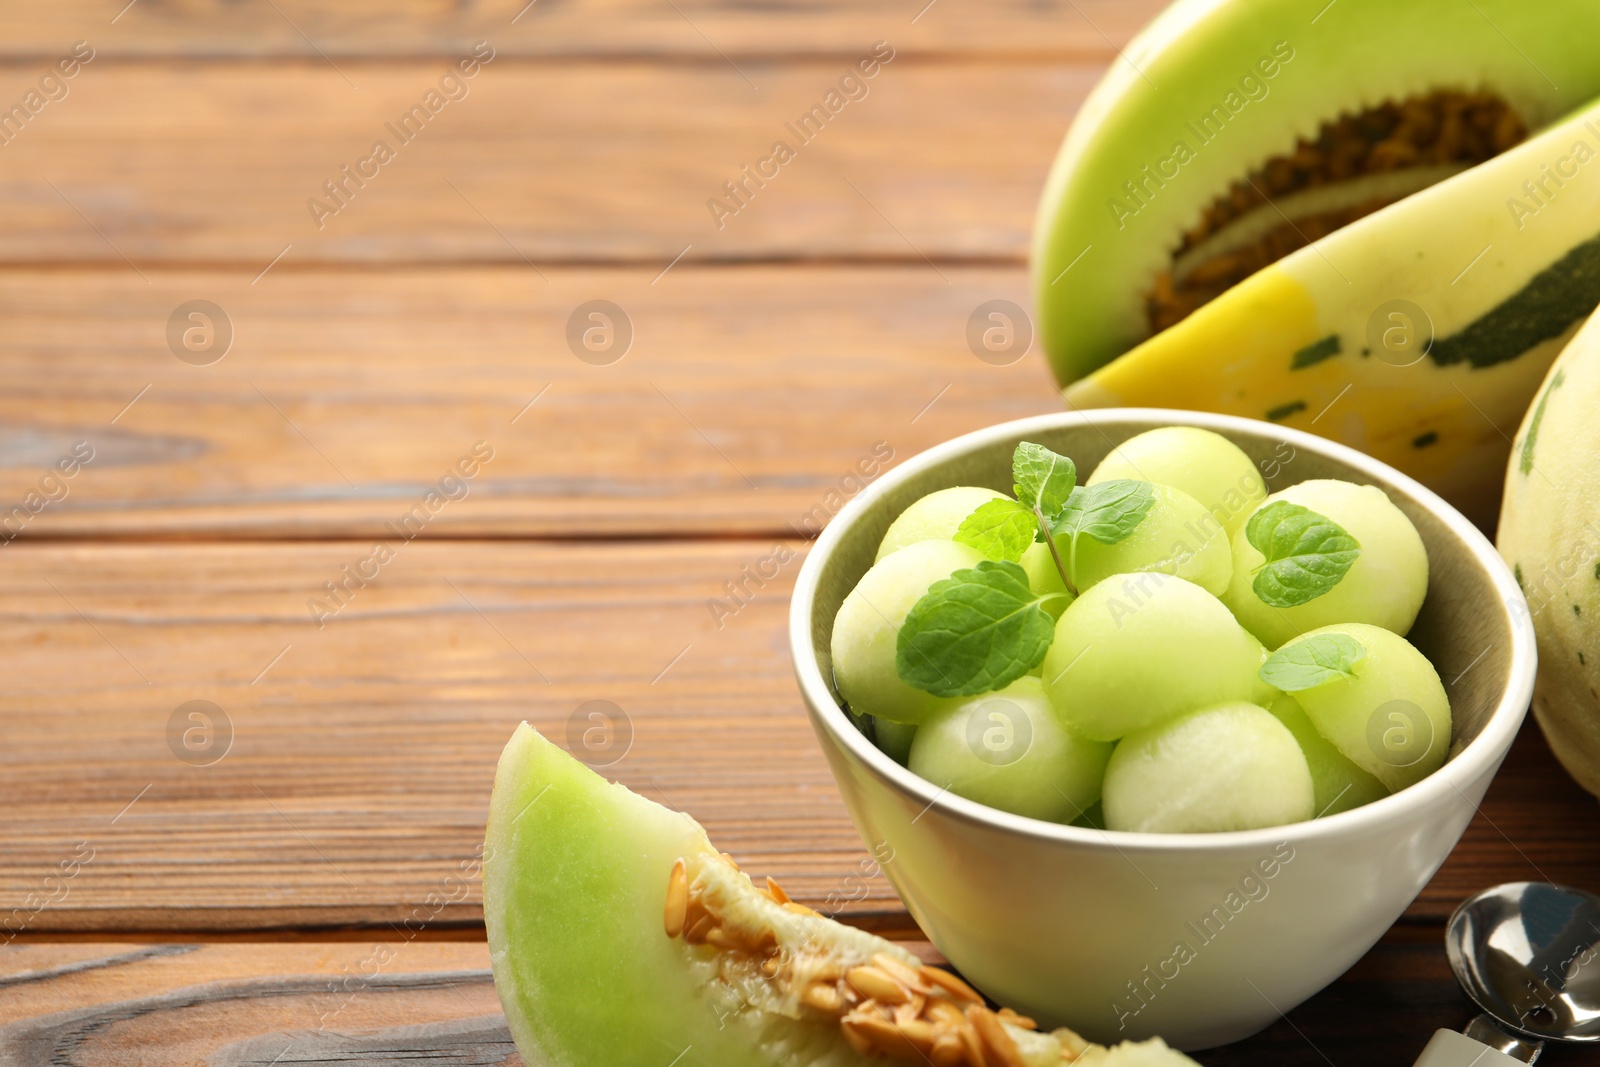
[1413,1029,1532,1066]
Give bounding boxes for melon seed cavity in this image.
[663,853,1089,1065]
[1149,90,1526,332]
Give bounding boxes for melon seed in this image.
[970,1005,1027,1067]
[662,859,688,938]
[1149,89,1525,332]
[659,856,1079,1066]
[847,964,912,1004]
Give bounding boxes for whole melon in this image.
[1499,307,1600,798]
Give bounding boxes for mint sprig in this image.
[1013,442,1076,517]
[1246,500,1361,608]
[896,560,1062,697]
[1011,442,1077,594]
[1053,480,1154,546]
[1051,479,1154,590]
[1259,633,1366,691]
[954,498,1035,562]
[894,442,1153,698]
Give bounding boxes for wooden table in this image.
[2,2,1597,1063]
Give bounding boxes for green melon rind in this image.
[1033,0,1600,385]
[1265,98,1600,366]
[1499,309,1600,799]
[1517,367,1566,475]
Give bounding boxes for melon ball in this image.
[1223,479,1429,649]
[1067,482,1232,597]
[831,540,986,725]
[1283,623,1451,792]
[876,486,1004,561]
[875,485,1072,602]
[1041,574,1261,741]
[1072,801,1106,829]
[1020,540,1073,601]
[1249,634,1282,708]
[1267,695,1389,817]
[1103,702,1315,833]
[1088,426,1267,537]
[908,677,1112,822]
[871,717,917,766]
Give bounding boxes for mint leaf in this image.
[1246,500,1361,607]
[1260,633,1367,691]
[1053,480,1154,545]
[896,561,1056,697]
[954,499,1035,562]
[1013,442,1076,517]
[1009,442,1080,594]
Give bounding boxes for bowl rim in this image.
[789,407,1537,853]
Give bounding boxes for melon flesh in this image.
[483,724,1200,1066]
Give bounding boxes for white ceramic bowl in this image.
[789,409,1535,1051]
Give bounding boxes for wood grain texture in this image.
[0,934,1492,1067]
[0,266,1056,539]
[0,540,897,930]
[0,942,509,1065]
[0,61,1091,266]
[0,540,1594,933]
[0,0,1159,59]
[1,3,1590,1061]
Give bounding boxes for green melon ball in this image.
[1223,479,1429,649]
[1283,623,1451,793]
[1071,800,1106,830]
[1042,574,1262,741]
[870,717,917,765]
[875,485,1004,561]
[907,676,1112,823]
[875,484,1071,606]
[831,539,986,725]
[1067,482,1232,597]
[1088,426,1267,538]
[1020,539,1073,602]
[1249,635,1282,708]
[1103,702,1315,833]
[1025,546,1072,682]
[1267,695,1390,817]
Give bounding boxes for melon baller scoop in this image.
[1414,882,1600,1064]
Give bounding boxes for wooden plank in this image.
[0,540,900,931]
[0,60,1090,266]
[0,932,1478,1065]
[0,266,1058,539]
[0,540,1594,933]
[0,0,1159,59]
[0,942,510,1063]
[1422,712,1600,915]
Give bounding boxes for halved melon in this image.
[1033,0,1600,521]
[483,724,1199,1066]
[1035,0,1600,383]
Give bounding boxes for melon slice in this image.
[483,724,1200,1066]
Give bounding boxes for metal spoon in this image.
[1414,882,1600,1065]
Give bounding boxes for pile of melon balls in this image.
[829,427,1450,833]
